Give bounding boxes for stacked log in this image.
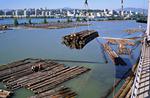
[62,30,99,49]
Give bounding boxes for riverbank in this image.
[23,22,89,29]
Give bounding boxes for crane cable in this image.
[75,0,95,93]
[72,0,90,34]
[84,0,90,30]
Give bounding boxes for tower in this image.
[121,0,124,17]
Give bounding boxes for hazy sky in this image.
[0,0,148,9]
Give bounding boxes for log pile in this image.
[62,30,99,49]
[0,58,90,98]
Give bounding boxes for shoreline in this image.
[0,22,90,30]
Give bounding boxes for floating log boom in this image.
[0,58,90,98]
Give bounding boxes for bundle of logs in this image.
[0,58,90,98]
[62,30,99,49]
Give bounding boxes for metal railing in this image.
[130,40,146,98]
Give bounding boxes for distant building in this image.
[0,8,143,19]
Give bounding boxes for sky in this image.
[0,0,148,9]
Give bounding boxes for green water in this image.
[0,20,145,98]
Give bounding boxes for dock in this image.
[102,44,127,65]
[62,30,99,49]
[0,58,90,97]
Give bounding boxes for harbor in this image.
[0,20,145,98]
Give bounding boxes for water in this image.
[0,19,146,98]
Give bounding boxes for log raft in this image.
[0,58,90,98]
[29,86,77,98]
[62,30,99,49]
[102,44,127,65]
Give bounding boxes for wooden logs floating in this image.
[62,30,99,49]
[106,39,135,46]
[29,86,77,98]
[106,39,134,55]
[102,44,127,65]
[0,58,90,97]
[117,44,131,55]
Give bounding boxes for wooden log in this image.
[24,67,69,87]
[11,64,64,86]
[28,66,81,90]
[0,58,31,71]
[34,67,89,93]
[7,63,63,86]
[19,65,66,87]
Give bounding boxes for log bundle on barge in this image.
[62,30,99,49]
[0,58,90,98]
